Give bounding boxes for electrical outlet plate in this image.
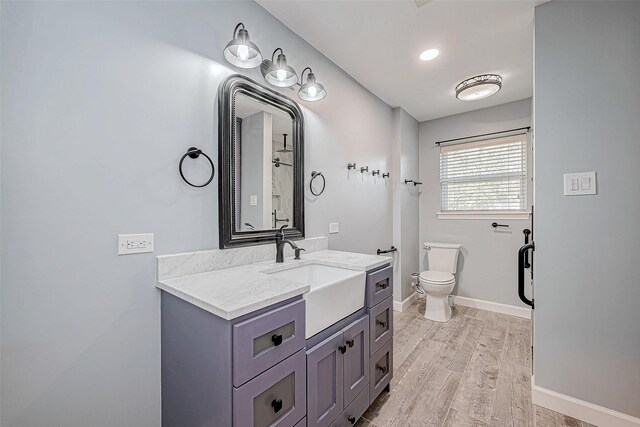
[329,223,339,234]
[564,172,597,196]
[118,233,154,255]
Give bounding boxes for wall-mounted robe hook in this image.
[347,163,357,170]
[382,172,389,178]
[372,170,380,176]
[361,166,369,173]
[404,179,422,186]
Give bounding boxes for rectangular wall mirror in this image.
[218,74,304,248]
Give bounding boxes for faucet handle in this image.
[294,247,306,260]
[276,224,288,237]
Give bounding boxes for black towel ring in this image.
[179,147,215,188]
[310,171,326,196]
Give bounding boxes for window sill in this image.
[436,211,531,220]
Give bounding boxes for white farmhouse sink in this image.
[267,263,366,338]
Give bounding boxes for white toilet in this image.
[419,242,462,322]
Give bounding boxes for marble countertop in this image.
[156,250,391,320]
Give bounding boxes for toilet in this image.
[418,242,462,322]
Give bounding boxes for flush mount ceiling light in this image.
[261,48,298,88]
[419,48,439,61]
[455,74,502,101]
[298,67,327,102]
[223,23,263,69]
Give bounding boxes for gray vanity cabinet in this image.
[161,292,306,427]
[306,315,370,427]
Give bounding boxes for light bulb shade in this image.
[223,27,263,68]
[298,72,327,101]
[455,74,502,101]
[265,53,298,87]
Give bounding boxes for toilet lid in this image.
[419,271,455,284]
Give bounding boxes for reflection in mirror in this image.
[234,93,294,233]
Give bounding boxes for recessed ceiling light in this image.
[419,48,439,61]
[455,74,502,101]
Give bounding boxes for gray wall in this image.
[0,1,394,425]
[391,108,420,302]
[534,1,640,417]
[418,99,532,307]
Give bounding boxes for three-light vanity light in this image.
[223,23,327,102]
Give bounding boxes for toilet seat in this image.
[419,270,455,284]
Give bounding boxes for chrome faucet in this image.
[275,225,298,263]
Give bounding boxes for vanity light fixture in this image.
[455,74,502,101]
[419,48,439,61]
[262,48,298,88]
[298,67,327,101]
[223,23,263,68]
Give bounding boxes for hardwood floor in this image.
[358,298,594,427]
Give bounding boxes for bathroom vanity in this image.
[157,240,393,427]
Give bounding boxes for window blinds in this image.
[440,133,528,211]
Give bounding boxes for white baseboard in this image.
[532,376,640,427]
[393,292,419,312]
[451,295,531,319]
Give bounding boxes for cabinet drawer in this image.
[233,299,305,386]
[369,340,393,405]
[329,387,369,427]
[233,350,306,427]
[369,297,393,356]
[366,265,393,308]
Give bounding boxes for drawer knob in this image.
[377,281,389,290]
[346,339,355,348]
[271,334,283,346]
[376,319,388,328]
[348,415,356,424]
[376,364,388,374]
[338,345,347,354]
[271,398,283,413]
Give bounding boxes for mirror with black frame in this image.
[218,74,304,249]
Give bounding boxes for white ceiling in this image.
[258,0,537,122]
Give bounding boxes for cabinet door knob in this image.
[271,398,283,413]
[348,415,356,424]
[338,345,347,354]
[376,364,388,374]
[346,339,355,348]
[376,319,388,328]
[271,334,283,346]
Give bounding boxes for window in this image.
[439,133,528,214]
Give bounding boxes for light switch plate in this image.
[118,233,154,255]
[564,172,597,196]
[249,195,258,206]
[329,223,339,234]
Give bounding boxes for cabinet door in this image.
[307,330,344,427]
[342,315,369,407]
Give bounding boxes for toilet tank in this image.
[424,242,462,274]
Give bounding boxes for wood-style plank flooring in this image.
[358,298,594,427]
